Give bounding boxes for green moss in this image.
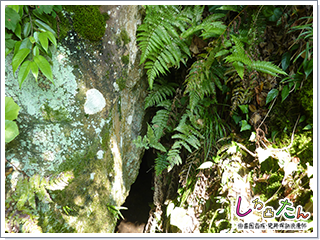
[120,29,131,45]
[102,12,110,21]
[299,77,313,119]
[57,11,72,41]
[41,103,71,122]
[116,37,122,47]
[116,77,126,91]
[121,55,129,65]
[65,5,107,41]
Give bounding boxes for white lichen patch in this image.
[97,150,104,159]
[84,89,106,115]
[90,172,96,180]
[127,115,133,125]
[42,150,55,162]
[113,82,120,92]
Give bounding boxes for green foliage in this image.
[137,5,193,89]
[5,5,60,88]
[140,4,313,234]
[66,5,107,41]
[107,205,127,220]
[155,153,169,176]
[144,78,178,109]
[5,171,74,233]
[5,97,20,143]
[224,35,287,78]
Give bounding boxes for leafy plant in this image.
[5,169,74,233]
[107,205,127,220]
[137,5,195,89]
[5,5,61,88]
[5,97,20,143]
[139,4,313,233]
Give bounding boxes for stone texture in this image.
[5,5,147,233]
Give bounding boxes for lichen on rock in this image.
[5,5,147,233]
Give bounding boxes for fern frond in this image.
[144,78,177,109]
[253,60,288,76]
[151,109,170,139]
[167,144,182,168]
[224,53,252,66]
[156,99,172,110]
[46,171,74,191]
[137,5,191,89]
[185,59,223,112]
[146,124,166,152]
[154,153,169,176]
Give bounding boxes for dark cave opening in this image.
[115,149,154,233]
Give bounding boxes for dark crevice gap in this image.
[115,149,154,233]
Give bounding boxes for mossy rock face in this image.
[65,5,108,41]
[5,6,146,233]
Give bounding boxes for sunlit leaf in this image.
[14,23,22,40]
[5,97,20,120]
[39,32,49,52]
[33,45,39,56]
[238,104,249,114]
[12,48,30,74]
[18,60,31,88]
[303,124,312,130]
[5,120,19,143]
[35,19,56,36]
[23,22,31,37]
[198,161,213,169]
[29,61,39,81]
[19,38,32,50]
[240,120,251,132]
[5,7,20,31]
[233,61,244,79]
[34,55,54,83]
[45,31,57,47]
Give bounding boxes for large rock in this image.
[5,5,147,233]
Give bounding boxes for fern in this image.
[185,59,224,112]
[151,109,170,139]
[46,171,74,191]
[167,114,204,170]
[137,5,191,89]
[144,78,177,109]
[253,60,288,76]
[224,35,287,78]
[154,153,169,176]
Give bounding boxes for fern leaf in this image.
[154,153,169,176]
[232,61,245,79]
[253,60,288,76]
[137,5,191,89]
[152,109,170,139]
[144,78,177,109]
[156,99,172,110]
[167,145,182,167]
[225,54,251,66]
[200,21,226,39]
[146,124,166,152]
[46,171,74,191]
